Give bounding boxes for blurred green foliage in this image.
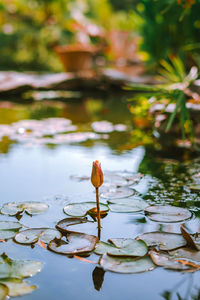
[0,0,199,71]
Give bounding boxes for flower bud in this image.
[91,160,103,188]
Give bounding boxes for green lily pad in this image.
[150,250,191,271]
[136,232,187,250]
[0,278,36,297]
[144,205,192,223]
[14,228,62,245]
[100,187,135,200]
[99,255,155,274]
[0,253,42,279]
[1,202,49,216]
[108,197,148,213]
[48,232,98,255]
[0,283,8,300]
[56,218,96,235]
[63,202,109,217]
[95,238,148,257]
[188,184,200,193]
[0,221,22,240]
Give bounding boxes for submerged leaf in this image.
[145,205,192,223]
[136,232,186,251]
[1,202,48,216]
[63,202,108,217]
[14,228,61,245]
[48,233,98,255]
[99,255,155,274]
[95,238,147,257]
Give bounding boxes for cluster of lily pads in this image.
[0,119,128,147]
[1,169,200,298]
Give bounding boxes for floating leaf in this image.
[188,185,200,193]
[95,238,147,257]
[0,221,22,240]
[144,205,192,223]
[99,255,155,274]
[136,232,187,250]
[1,202,49,216]
[180,225,199,250]
[0,278,36,297]
[108,197,148,213]
[63,202,108,217]
[150,250,191,271]
[48,233,98,255]
[0,253,42,279]
[56,218,96,235]
[0,283,8,300]
[14,228,61,245]
[100,187,135,200]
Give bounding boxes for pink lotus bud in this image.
[91,160,103,188]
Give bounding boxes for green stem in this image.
[96,187,101,240]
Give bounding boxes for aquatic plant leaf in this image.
[136,232,187,251]
[14,228,61,245]
[170,247,200,265]
[144,205,192,223]
[0,254,42,279]
[100,187,135,200]
[0,278,36,297]
[56,217,96,235]
[1,202,49,216]
[48,233,98,255]
[99,255,155,274]
[91,121,114,133]
[150,250,191,271]
[95,238,147,257]
[188,185,200,193]
[92,267,105,291]
[0,221,22,240]
[63,202,108,217]
[0,283,8,300]
[108,197,148,213]
[180,225,199,250]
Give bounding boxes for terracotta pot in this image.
[54,44,95,72]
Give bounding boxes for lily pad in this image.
[63,202,109,217]
[48,232,98,255]
[136,232,187,251]
[170,247,200,263]
[100,187,135,200]
[1,201,49,216]
[0,284,8,300]
[14,228,62,245]
[108,197,148,213]
[0,221,22,240]
[150,250,191,271]
[0,279,36,297]
[95,238,148,257]
[188,184,200,193]
[99,255,155,274]
[144,205,192,223]
[56,218,96,235]
[0,253,42,279]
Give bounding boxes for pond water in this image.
[0,94,200,300]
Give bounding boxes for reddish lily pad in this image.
[95,238,148,257]
[1,202,49,216]
[48,232,98,255]
[56,218,96,235]
[150,250,191,271]
[108,197,148,213]
[14,228,61,245]
[63,202,108,217]
[136,232,187,251]
[99,255,155,274]
[144,205,192,223]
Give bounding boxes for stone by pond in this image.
[1,97,200,300]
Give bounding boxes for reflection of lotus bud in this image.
[91,160,103,188]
